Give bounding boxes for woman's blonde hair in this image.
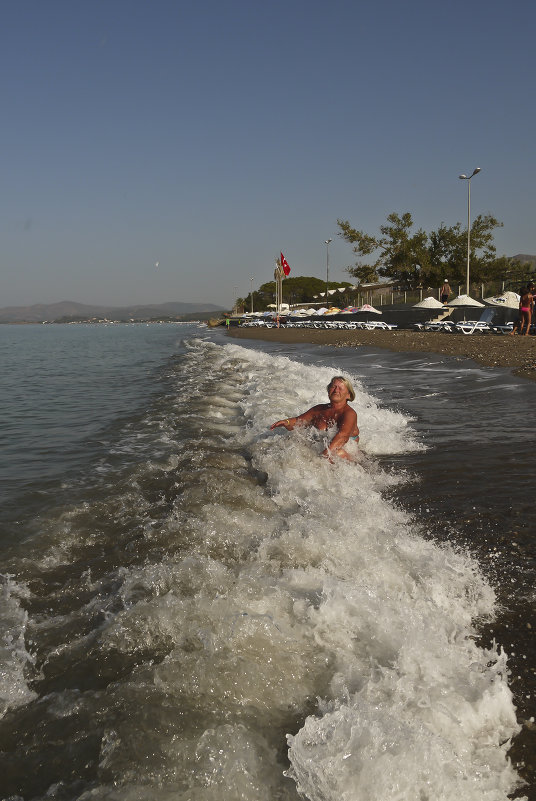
[327,376,355,402]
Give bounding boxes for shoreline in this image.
[227,326,536,381]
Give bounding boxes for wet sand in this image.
[227,327,536,381]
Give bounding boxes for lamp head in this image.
[471,167,481,176]
[325,238,332,244]
[459,174,467,179]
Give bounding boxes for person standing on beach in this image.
[441,280,451,304]
[270,376,359,460]
[527,281,536,335]
[510,286,533,336]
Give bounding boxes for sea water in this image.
[0,323,529,800]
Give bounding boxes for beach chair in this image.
[361,321,390,330]
[455,321,491,335]
[491,322,514,334]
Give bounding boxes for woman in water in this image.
[270,375,359,460]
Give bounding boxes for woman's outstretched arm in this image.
[270,405,321,430]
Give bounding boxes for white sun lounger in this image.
[362,321,397,330]
[455,321,492,335]
[490,323,514,334]
[424,321,455,332]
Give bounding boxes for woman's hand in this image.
[270,418,293,430]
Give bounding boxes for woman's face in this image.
[328,379,350,402]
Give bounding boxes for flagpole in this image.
[274,262,279,317]
[276,253,290,322]
[324,239,332,308]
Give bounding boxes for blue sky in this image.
[2,0,535,308]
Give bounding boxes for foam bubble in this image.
[0,574,37,717]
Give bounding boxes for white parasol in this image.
[483,291,520,309]
[289,309,309,317]
[447,294,485,308]
[447,294,485,322]
[413,297,445,309]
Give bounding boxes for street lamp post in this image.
[250,278,254,313]
[458,167,481,295]
[324,239,332,306]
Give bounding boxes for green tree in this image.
[256,276,352,309]
[427,214,504,286]
[346,263,379,285]
[338,212,429,288]
[495,256,535,289]
[338,211,506,290]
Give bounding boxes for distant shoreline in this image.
[227,326,536,382]
[0,318,206,326]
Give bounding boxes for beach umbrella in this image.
[447,294,485,322]
[447,294,485,308]
[289,309,308,317]
[356,304,382,314]
[483,291,520,309]
[413,297,445,309]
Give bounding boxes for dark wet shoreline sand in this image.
[227,326,536,382]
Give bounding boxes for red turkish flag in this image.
[280,252,291,276]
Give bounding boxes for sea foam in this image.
[1,338,524,800]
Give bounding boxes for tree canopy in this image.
[236,276,354,312]
[337,211,525,289]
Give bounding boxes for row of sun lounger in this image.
[240,319,523,335]
[241,320,398,331]
[413,320,516,335]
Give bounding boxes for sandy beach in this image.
[227,326,536,381]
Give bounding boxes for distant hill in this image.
[511,254,536,269]
[0,300,225,323]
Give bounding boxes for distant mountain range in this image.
[512,253,536,268]
[0,300,225,323]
